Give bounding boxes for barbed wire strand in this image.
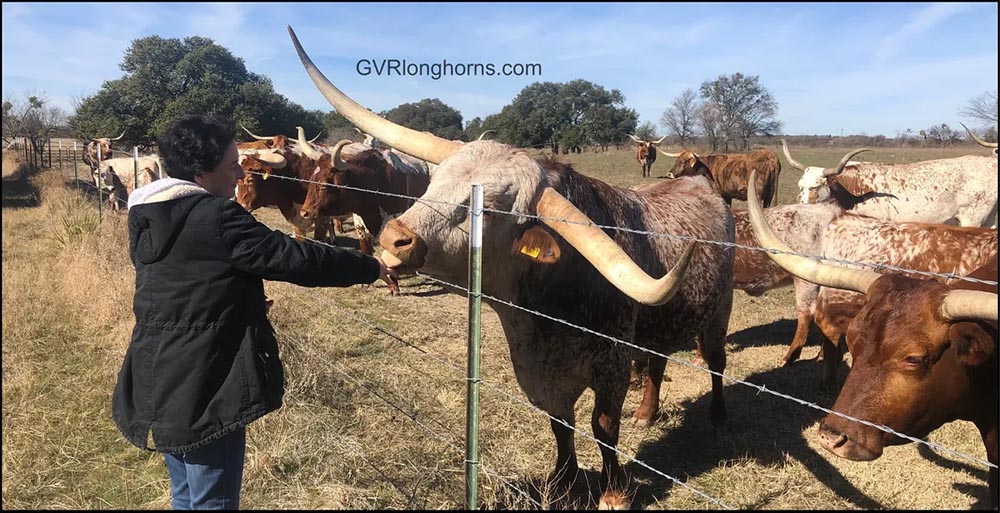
[242,169,998,287]
[268,289,543,509]
[289,234,737,509]
[409,271,997,471]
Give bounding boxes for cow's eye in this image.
[903,354,928,367]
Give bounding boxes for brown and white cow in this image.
[628,134,667,178]
[962,122,999,157]
[662,148,782,207]
[83,130,127,181]
[297,138,431,257]
[98,155,163,212]
[746,171,998,506]
[781,140,998,227]
[290,26,734,508]
[730,201,845,364]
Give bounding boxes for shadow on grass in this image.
[2,163,40,209]
[626,359,879,509]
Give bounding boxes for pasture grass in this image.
[2,145,992,509]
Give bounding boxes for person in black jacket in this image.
[111,115,397,510]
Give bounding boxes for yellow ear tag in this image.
[262,171,271,180]
[519,246,542,259]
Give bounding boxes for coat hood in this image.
[127,178,213,264]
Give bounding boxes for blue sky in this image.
[2,2,997,136]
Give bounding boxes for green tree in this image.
[699,73,781,151]
[634,121,659,141]
[487,79,637,152]
[68,36,323,151]
[381,98,464,141]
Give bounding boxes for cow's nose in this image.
[817,423,848,451]
[300,209,313,220]
[379,218,426,268]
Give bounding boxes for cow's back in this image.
[832,155,997,226]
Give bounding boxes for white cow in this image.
[99,155,163,211]
[782,140,998,227]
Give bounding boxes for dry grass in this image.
[2,146,993,510]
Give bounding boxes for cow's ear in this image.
[512,226,561,264]
[948,322,995,367]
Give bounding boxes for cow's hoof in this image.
[598,489,631,510]
[632,412,656,428]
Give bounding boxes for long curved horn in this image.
[822,148,871,177]
[241,124,274,141]
[780,139,806,171]
[255,152,287,169]
[747,169,879,294]
[329,139,352,171]
[535,187,694,306]
[308,130,324,143]
[296,126,325,160]
[354,127,363,135]
[477,130,496,141]
[651,135,667,144]
[110,129,127,141]
[627,134,643,143]
[288,26,463,165]
[657,149,682,158]
[940,289,999,322]
[960,122,998,148]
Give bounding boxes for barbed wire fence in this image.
[28,149,999,509]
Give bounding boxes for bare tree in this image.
[2,92,67,157]
[697,102,723,151]
[959,89,997,128]
[925,123,962,146]
[699,73,782,151]
[660,88,699,146]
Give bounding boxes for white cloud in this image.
[874,3,975,64]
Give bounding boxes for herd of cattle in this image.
[72,27,997,509]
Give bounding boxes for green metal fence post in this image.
[465,184,484,510]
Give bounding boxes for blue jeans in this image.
[163,427,246,510]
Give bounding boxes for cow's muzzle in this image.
[378,218,427,270]
[817,421,881,461]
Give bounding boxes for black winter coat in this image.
[112,179,380,453]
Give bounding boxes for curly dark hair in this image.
[158,115,236,182]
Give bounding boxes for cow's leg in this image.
[701,288,732,430]
[978,423,997,508]
[782,310,813,365]
[819,332,843,389]
[592,357,630,509]
[632,356,665,427]
[333,217,344,234]
[547,414,579,495]
[314,217,331,244]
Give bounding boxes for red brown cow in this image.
[808,217,996,384]
[628,134,667,178]
[661,148,782,208]
[298,138,431,257]
[235,143,335,242]
[746,171,998,506]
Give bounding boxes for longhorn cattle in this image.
[235,141,335,243]
[746,170,998,507]
[962,122,999,157]
[808,216,996,384]
[628,134,667,178]
[290,26,734,509]
[730,202,845,364]
[297,137,431,257]
[83,130,126,178]
[781,140,998,227]
[98,155,163,212]
[662,149,782,207]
